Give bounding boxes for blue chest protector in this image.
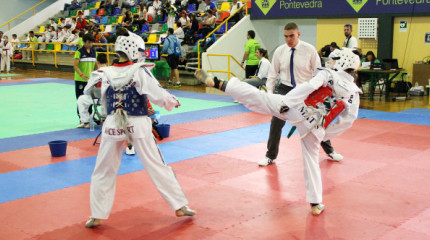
[106,85,148,116]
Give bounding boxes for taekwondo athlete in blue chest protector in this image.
[85,31,195,228]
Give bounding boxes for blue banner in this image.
[252,0,430,19]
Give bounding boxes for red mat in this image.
[1,118,430,239]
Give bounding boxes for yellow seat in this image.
[36,26,45,34]
[112,16,123,25]
[99,25,104,32]
[220,2,231,12]
[91,1,101,10]
[54,43,61,51]
[147,34,157,43]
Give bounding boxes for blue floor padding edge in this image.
[0,121,296,203]
[0,79,74,87]
[0,105,250,153]
[358,108,430,126]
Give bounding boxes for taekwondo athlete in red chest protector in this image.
[196,48,362,215]
[85,31,195,228]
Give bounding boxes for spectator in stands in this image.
[88,21,99,33]
[11,34,19,54]
[187,13,199,35]
[76,53,108,129]
[1,35,12,73]
[243,48,270,88]
[165,3,177,29]
[76,17,88,32]
[228,0,243,24]
[103,0,117,14]
[178,10,191,30]
[152,0,163,15]
[71,18,77,33]
[52,27,64,42]
[38,26,55,49]
[73,33,98,102]
[174,22,185,44]
[22,31,38,61]
[124,7,133,25]
[64,0,80,11]
[241,30,260,78]
[59,18,66,28]
[122,0,135,8]
[49,18,58,31]
[318,42,339,58]
[187,0,199,12]
[197,9,216,37]
[95,31,108,52]
[204,0,217,16]
[162,28,183,88]
[132,4,147,31]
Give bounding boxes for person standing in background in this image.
[241,30,260,78]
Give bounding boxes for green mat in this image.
[0,83,236,139]
[0,74,22,77]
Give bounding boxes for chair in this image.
[147,34,157,43]
[101,16,109,24]
[104,24,113,33]
[96,8,105,17]
[137,24,149,34]
[130,7,139,15]
[112,7,121,16]
[95,16,101,23]
[36,26,45,34]
[215,22,229,34]
[108,16,117,24]
[156,23,168,34]
[99,25,105,32]
[88,1,95,9]
[187,4,196,12]
[84,9,90,17]
[147,14,153,23]
[70,45,78,51]
[46,44,54,50]
[90,88,107,145]
[91,1,101,10]
[69,10,76,17]
[90,9,98,16]
[61,44,69,51]
[220,2,231,12]
[216,11,229,23]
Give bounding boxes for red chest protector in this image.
[304,86,345,128]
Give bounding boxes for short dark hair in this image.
[168,28,174,34]
[207,9,213,15]
[29,31,34,35]
[83,33,95,42]
[344,24,352,29]
[116,27,129,36]
[177,22,182,28]
[12,34,17,37]
[330,42,339,49]
[97,53,108,64]
[284,22,299,31]
[248,30,255,39]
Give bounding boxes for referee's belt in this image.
[278,83,294,90]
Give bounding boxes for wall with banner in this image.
[252,0,430,19]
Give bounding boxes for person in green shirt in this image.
[241,30,261,78]
[73,33,98,100]
[23,31,38,61]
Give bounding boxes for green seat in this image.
[156,24,168,34]
[152,15,162,24]
[130,7,138,15]
[69,10,76,17]
[109,16,117,24]
[46,44,54,50]
[89,2,95,8]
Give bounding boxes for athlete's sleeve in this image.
[83,71,102,95]
[134,67,179,111]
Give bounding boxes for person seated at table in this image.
[357,51,382,89]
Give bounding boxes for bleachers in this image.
[16,0,249,74]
